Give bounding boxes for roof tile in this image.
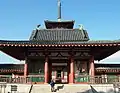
[29,29,89,41]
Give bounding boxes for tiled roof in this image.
[29,29,89,41]
[0,40,120,45]
[45,20,75,23]
[0,64,24,73]
[44,20,75,29]
[0,40,120,61]
[95,63,120,73]
[95,63,120,68]
[95,69,120,73]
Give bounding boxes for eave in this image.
[0,40,120,47]
[95,63,120,73]
[44,20,75,29]
[0,69,23,73]
[95,68,120,73]
[0,40,120,61]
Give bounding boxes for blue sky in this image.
[0,0,120,64]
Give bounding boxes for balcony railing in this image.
[75,75,120,84]
[0,75,119,84]
[0,75,44,84]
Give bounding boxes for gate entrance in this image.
[51,61,68,84]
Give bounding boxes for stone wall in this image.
[0,83,116,93]
[1,84,89,93]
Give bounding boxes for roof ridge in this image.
[32,28,81,30]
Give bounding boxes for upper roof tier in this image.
[29,28,89,41]
[44,20,75,29]
[44,0,75,29]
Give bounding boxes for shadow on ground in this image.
[76,85,115,93]
[54,84,64,92]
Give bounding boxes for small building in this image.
[0,0,120,84]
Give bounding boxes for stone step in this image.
[31,84,90,93]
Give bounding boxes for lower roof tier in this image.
[0,40,120,45]
[0,40,120,60]
[95,63,120,73]
[0,64,23,74]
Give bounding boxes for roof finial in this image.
[58,0,61,21]
[79,24,84,30]
[36,24,41,30]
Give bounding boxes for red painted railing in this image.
[75,75,120,84]
[0,75,44,84]
[0,75,119,84]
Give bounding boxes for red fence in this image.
[75,75,120,84]
[0,75,119,84]
[0,75,44,84]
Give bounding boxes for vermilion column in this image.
[44,56,49,83]
[89,56,95,76]
[69,56,74,83]
[24,58,28,77]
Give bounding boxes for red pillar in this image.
[69,56,74,83]
[24,58,28,77]
[49,61,52,82]
[89,56,95,76]
[44,56,49,83]
[24,63,28,77]
[67,60,70,83]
